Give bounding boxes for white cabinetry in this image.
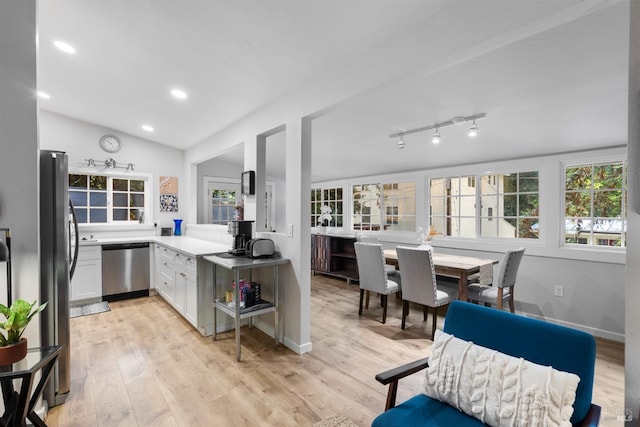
[71,245,102,302]
[153,243,212,335]
[156,244,176,302]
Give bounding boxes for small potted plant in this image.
[0,299,47,365]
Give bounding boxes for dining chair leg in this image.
[365,290,370,309]
[381,295,388,324]
[423,305,428,321]
[497,288,504,311]
[431,306,438,340]
[508,288,515,313]
[359,289,365,316]
[401,300,408,329]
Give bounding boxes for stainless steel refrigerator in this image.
[40,149,78,408]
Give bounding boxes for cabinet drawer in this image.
[174,252,196,274]
[159,246,175,263]
[160,262,175,279]
[158,269,175,300]
[180,254,197,275]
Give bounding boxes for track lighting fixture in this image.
[85,158,135,172]
[390,113,485,148]
[432,129,441,144]
[468,120,478,138]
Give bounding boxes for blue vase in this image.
[173,219,183,236]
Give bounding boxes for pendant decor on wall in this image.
[159,176,179,212]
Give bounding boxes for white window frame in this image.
[561,157,627,250]
[202,176,276,230]
[69,168,152,225]
[202,177,240,226]
[429,170,540,240]
[351,180,416,232]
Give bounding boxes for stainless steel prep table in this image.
[203,253,290,361]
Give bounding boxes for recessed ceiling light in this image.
[54,40,76,54]
[141,124,154,132]
[170,89,187,100]
[37,91,50,99]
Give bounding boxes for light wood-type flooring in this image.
[47,274,624,426]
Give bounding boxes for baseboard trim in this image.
[524,312,624,343]
[253,318,312,354]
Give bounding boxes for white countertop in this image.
[79,235,229,257]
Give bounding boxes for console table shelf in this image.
[311,234,359,283]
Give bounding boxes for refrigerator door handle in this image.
[68,198,79,280]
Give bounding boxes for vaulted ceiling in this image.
[38,0,629,182]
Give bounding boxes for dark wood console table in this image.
[311,234,359,283]
[0,346,61,427]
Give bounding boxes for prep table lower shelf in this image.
[214,299,275,320]
[204,253,290,361]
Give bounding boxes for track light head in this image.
[432,129,441,144]
[468,121,478,137]
[389,113,485,147]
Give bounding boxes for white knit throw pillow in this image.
[424,330,580,427]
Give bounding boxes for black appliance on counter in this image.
[227,220,253,255]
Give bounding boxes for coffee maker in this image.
[227,220,253,255]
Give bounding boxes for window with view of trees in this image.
[564,161,626,247]
[353,181,415,231]
[70,173,146,224]
[430,171,539,239]
[210,190,237,225]
[311,187,344,227]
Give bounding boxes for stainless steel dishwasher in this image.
[102,242,150,301]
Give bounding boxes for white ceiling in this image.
[37,0,629,182]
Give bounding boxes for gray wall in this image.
[0,0,41,341]
[626,0,640,422]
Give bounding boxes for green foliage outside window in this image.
[565,162,626,246]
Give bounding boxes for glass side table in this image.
[0,346,62,427]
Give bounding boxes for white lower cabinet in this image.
[184,270,198,326]
[71,245,102,302]
[153,243,212,335]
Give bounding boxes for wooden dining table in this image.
[383,249,498,302]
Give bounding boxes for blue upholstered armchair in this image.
[372,301,601,426]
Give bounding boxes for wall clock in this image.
[99,134,122,153]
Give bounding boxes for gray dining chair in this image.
[354,242,400,324]
[466,247,525,313]
[357,235,397,275]
[395,246,457,340]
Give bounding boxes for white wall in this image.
[0,0,41,343]
[39,111,186,232]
